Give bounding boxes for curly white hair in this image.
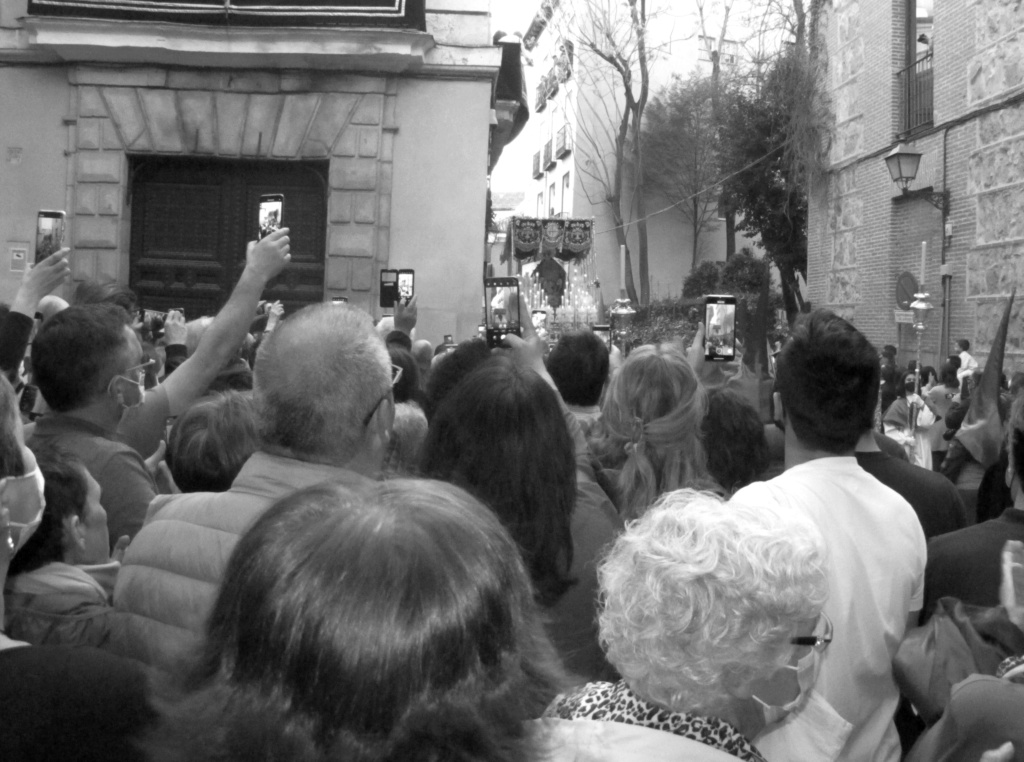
[598,489,828,716]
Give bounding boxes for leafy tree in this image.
[721,248,768,295]
[643,74,722,272]
[683,261,723,298]
[720,48,822,323]
[554,0,657,306]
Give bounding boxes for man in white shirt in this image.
[956,338,979,382]
[733,310,926,762]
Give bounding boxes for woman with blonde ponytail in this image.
[592,343,713,518]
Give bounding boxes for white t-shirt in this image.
[957,350,978,381]
[733,457,926,762]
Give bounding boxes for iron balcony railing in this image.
[555,125,571,158]
[897,51,933,135]
[543,140,556,170]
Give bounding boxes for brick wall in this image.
[811,0,1024,369]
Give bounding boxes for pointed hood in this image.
[957,289,1015,468]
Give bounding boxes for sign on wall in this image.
[27,0,425,28]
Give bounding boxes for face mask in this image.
[1,467,46,555]
[753,647,821,725]
[109,375,144,410]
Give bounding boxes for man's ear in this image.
[63,514,85,551]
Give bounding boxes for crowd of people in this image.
[1,232,1023,761]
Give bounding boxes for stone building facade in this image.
[809,0,1024,367]
[0,0,509,342]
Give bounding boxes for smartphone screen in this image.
[592,324,612,349]
[258,194,284,240]
[397,270,414,304]
[484,277,521,349]
[332,296,349,304]
[704,295,737,362]
[35,211,66,264]
[379,270,398,309]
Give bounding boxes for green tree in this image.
[643,73,723,273]
[721,48,823,323]
[682,261,723,298]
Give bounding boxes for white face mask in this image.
[753,646,822,725]
[1,466,46,555]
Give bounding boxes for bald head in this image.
[254,303,391,465]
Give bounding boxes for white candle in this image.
[920,242,927,285]
[620,244,626,293]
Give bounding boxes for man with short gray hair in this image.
[111,302,395,670]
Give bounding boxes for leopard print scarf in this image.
[545,680,768,762]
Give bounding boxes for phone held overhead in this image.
[258,194,284,240]
[704,295,737,362]
[35,210,66,264]
[484,277,521,349]
[379,269,414,309]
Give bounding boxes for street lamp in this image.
[910,290,934,397]
[884,143,949,213]
[609,296,636,355]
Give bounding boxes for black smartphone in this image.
[592,324,612,349]
[380,269,399,309]
[484,277,521,349]
[332,296,349,304]
[258,194,284,240]
[443,334,454,345]
[397,269,414,304]
[704,294,737,362]
[35,210,66,264]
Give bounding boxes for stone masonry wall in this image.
[812,0,1024,366]
[68,66,397,312]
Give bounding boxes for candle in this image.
[920,242,927,285]
[620,244,626,293]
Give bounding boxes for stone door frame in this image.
[69,65,397,315]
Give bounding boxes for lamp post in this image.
[884,143,949,213]
[910,289,934,398]
[609,295,636,356]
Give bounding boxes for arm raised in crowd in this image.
[161,229,290,415]
[0,250,71,384]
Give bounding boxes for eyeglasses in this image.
[790,612,833,652]
[120,360,155,384]
[361,365,403,428]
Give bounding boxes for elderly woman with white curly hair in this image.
[536,489,831,761]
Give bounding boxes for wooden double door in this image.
[129,157,328,318]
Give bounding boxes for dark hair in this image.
[939,361,959,387]
[165,392,260,493]
[421,356,577,607]
[947,354,962,371]
[387,346,423,406]
[9,447,88,575]
[546,329,610,407]
[0,375,24,478]
[72,279,138,320]
[900,371,916,396]
[1010,372,1024,397]
[33,304,131,412]
[958,338,971,352]
[882,344,898,360]
[776,310,880,453]
[920,365,937,387]
[702,388,769,493]
[423,339,490,420]
[147,479,562,762]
